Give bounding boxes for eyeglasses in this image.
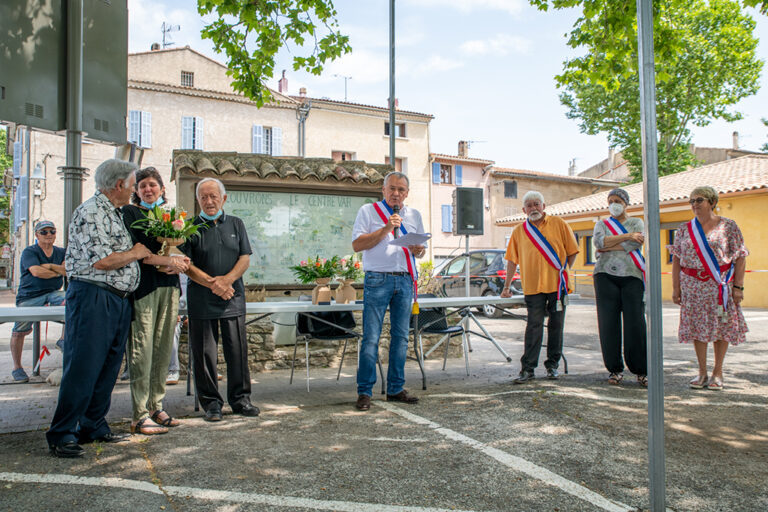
[688,197,707,205]
[38,229,56,235]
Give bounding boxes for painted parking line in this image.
[0,472,486,512]
[378,401,634,512]
[429,388,768,408]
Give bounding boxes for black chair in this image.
[413,294,470,377]
[292,309,385,393]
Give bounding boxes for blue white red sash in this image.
[371,200,419,302]
[687,218,734,316]
[602,217,646,282]
[523,220,569,301]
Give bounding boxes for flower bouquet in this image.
[130,205,205,256]
[335,255,363,303]
[290,256,340,304]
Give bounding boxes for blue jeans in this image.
[357,272,413,397]
[13,290,66,332]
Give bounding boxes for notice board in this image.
[226,190,378,286]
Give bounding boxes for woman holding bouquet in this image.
[122,167,190,435]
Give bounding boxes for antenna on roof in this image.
[332,74,352,101]
[161,22,181,49]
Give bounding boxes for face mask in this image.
[139,197,165,210]
[609,203,625,217]
[200,209,223,221]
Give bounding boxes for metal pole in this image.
[465,235,470,297]
[388,0,395,166]
[24,128,30,248]
[59,0,88,245]
[636,0,666,509]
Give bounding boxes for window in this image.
[585,235,595,264]
[441,204,453,232]
[128,110,151,148]
[667,229,676,263]
[504,180,517,198]
[384,122,406,137]
[181,71,194,87]
[440,164,452,184]
[446,257,466,276]
[333,151,355,162]
[385,156,406,172]
[252,125,282,155]
[181,116,203,150]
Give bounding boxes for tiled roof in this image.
[492,167,622,185]
[129,46,228,70]
[171,151,391,184]
[290,96,433,119]
[496,154,768,225]
[431,153,494,165]
[129,80,297,108]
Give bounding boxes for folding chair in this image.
[414,294,470,376]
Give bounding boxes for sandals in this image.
[637,375,648,388]
[689,375,709,389]
[130,417,169,435]
[708,376,724,391]
[607,372,623,385]
[151,410,181,427]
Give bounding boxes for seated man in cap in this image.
[11,220,66,383]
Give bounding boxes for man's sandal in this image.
[637,375,648,388]
[151,410,181,427]
[608,372,623,385]
[689,375,709,389]
[131,417,169,435]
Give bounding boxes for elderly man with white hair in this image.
[179,178,259,422]
[47,159,152,458]
[501,190,579,384]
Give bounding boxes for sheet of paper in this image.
[388,232,432,247]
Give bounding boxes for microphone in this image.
[392,205,400,238]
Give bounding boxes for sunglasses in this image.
[38,229,56,235]
[688,197,707,205]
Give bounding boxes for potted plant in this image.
[290,256,340,304]
[335,254,363,304]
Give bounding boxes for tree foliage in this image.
[197,0,351,106]
[762,118,768,151]
[0,129,11,245]
[530,0,763,181]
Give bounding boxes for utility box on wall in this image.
[0,0,127,144]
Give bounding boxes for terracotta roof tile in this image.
[290,95,433,119]
[492,167,622,185]
[496,154,768,224]
[431,153,495,165]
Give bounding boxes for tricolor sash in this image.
[602,217,646,282]
[371,200,419,312]
[523,220,569,302]
[687,218,734,319]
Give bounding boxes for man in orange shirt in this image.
[501,191,579,384]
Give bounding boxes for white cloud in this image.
[421,55,464,73]
[406,0,526,15]
[460,34,531,56]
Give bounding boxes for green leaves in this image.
[197,0,351,106]
[533,0,763,181]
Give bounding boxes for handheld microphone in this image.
[392,205,400,238]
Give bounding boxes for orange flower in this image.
[180,211,187,219]
[162,212,171,222]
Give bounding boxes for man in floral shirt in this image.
[46,159,152,458]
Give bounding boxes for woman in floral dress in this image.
[670,186,748,390]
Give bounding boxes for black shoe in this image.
[49,440,84,458]
[546,368,560,380]
[204,405,223,422]
[81,432,131,444]
[513,370,535,384]
[233,403,260,417]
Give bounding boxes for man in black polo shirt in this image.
[181,178,259,422]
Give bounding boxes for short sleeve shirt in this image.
[65,191,140,292]
[16,244,66,302]
[505,215,579,295]
[351,203,426,272]
[179,213,252,320]
[592,217,644,281]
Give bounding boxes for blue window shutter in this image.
[272,126,282,156]
[194,116,204,150]
[441,204,452,232]
[455,165,463,186]
[252,125,263,154]
[140,111,152,148]
[181,116,193,149]
[13,138,22,179]
[128,110,140,144]
[432,162,440,184]
[18,176,28,222]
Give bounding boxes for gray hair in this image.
[383,171,409,188]
[522,190,544,205]
[94,159,137,192]
[196,177,227,199]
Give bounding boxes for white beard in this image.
[527,211,543,221]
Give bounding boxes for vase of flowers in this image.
[290,256,340,304]
[335,255,363,304]
[130,206,205,256]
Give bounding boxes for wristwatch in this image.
[733,285,744,291]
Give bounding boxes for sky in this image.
[127,0,768,175]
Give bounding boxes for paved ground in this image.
[1,295,767,511]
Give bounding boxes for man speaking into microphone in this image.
[351,171,427,411]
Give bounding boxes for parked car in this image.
[430,249,522,318]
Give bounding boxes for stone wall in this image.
[177,311,463,376]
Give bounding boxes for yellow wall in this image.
[566,192,768,307]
